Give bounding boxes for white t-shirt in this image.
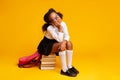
[45,21,70,42]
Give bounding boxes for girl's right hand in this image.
[53,21,63,32]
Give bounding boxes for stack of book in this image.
[40,54,56,70]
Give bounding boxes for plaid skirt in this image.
[37,36,57,56]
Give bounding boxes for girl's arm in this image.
[61,22,70,41]
[47,26,64,42]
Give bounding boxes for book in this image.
[41,61,56,64]
[41,66,55,70]
[42,54,56,58]
[40,54,56,70]
[41,64,55,67]
[41,58,56,62]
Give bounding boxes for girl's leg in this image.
[51,42,77,76]
[51,43,68,72]
[66,41,73,68]
[66,41,79,74]
[59,51,68,72]
[51,42,61,53]
[51,42,73,71]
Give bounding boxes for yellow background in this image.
[0,0,120,80]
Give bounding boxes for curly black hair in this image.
[42,8,63,32]
[57,12,63,19]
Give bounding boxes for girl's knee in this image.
[66,41,73,50]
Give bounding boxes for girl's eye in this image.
[51,15,59,22]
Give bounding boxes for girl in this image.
[37,8,79,77]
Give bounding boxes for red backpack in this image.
[18,51,42,68]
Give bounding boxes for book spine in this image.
[41,64,55,67]
[41,67,55,70]
[41,62,56,64]
[41,58,56,62]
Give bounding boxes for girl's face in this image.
[49,12,62,25]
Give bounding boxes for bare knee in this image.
[51,42,61,53]
[66,41,73,50]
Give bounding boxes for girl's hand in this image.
[59,43,66,51]
[53,21,62,32]
[59,40,67,51]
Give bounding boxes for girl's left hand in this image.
[60,44,66,51]
[59,41,67,51]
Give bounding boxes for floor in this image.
[0,49,119,80]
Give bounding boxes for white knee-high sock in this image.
[59,51,68,72]
[66,50,73,69]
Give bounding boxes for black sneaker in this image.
[60,69,77,77]
[68,67,79,74]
